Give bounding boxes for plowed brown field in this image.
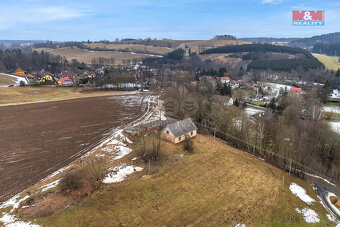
[0,93,150,202]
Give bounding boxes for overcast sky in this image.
[0,0,339,41]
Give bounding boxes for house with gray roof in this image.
[161,118,197,143]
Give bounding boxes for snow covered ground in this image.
[245,107,264,116]
[323,106,340,114]
[265,82,292,96]
[40,179,61,192]
[289,182,315,205]
[329,121,340,135]
[0,213,39,227]
[0,94,161,227]
[103,164,143,184]
[295,208,320,223]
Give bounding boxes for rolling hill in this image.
[83,43,173,55]
[34,47,149,65]
[313,54,340,71]
[34,135,332,226]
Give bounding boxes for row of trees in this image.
[162,85,340,182]
[0,49,68,73]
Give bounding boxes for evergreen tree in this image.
[336,69,340,77]
[319,80,332,103]
[233,99,240,107]
[268,98,276,111]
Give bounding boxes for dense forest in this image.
[0,49,68,73]
[313,42,340,56]
[201,44,314,56]
[248,58,323,71]
[291,32,340,47]
[201,44,324,71]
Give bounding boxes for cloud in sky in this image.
[262,0,283,4]
[0,0,338,40]
[0,1,90,30]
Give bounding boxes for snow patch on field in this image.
[0,213,39,227]
[327,214,336,222]
[329,121,340,135]
[295,208,320,223]
[289,182,315,205]
[103,164,143,184]
[323,106,340,114]
[0,194,29,210]
[245,107,264,116]
[40,179,60,192]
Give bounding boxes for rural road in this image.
[314,182,340,221]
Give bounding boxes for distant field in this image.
[313,54,340,71]
[179,39,250,54]
[0,87,125,106]
[84,43,173,55]
[36,135,331,226]
[34,47,149,65]
[0,74,16,85]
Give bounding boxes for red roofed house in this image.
[58,78,73,87]
[290,87,302,94]
[61,71,76,78]
[220,77,230,84]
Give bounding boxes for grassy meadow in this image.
[35,135,332,226]
[313,54,340,71]
[0,74,16,85]
[84,43,173,55]
[34,47,147,65]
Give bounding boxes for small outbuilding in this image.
[161,118,197,143]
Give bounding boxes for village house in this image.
[161,118,197,144]
[61,71,76,78]
[58,78,73,87]
[220,76,230,84]
[15,69,25,76]
[40,74,55,84]
[289,87,302,95]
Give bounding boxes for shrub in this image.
[183,136,194,153]
[87,157,107,189]
[59,173,83,193]
[137,133,162,163]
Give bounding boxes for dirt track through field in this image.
[0,93,151,202]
